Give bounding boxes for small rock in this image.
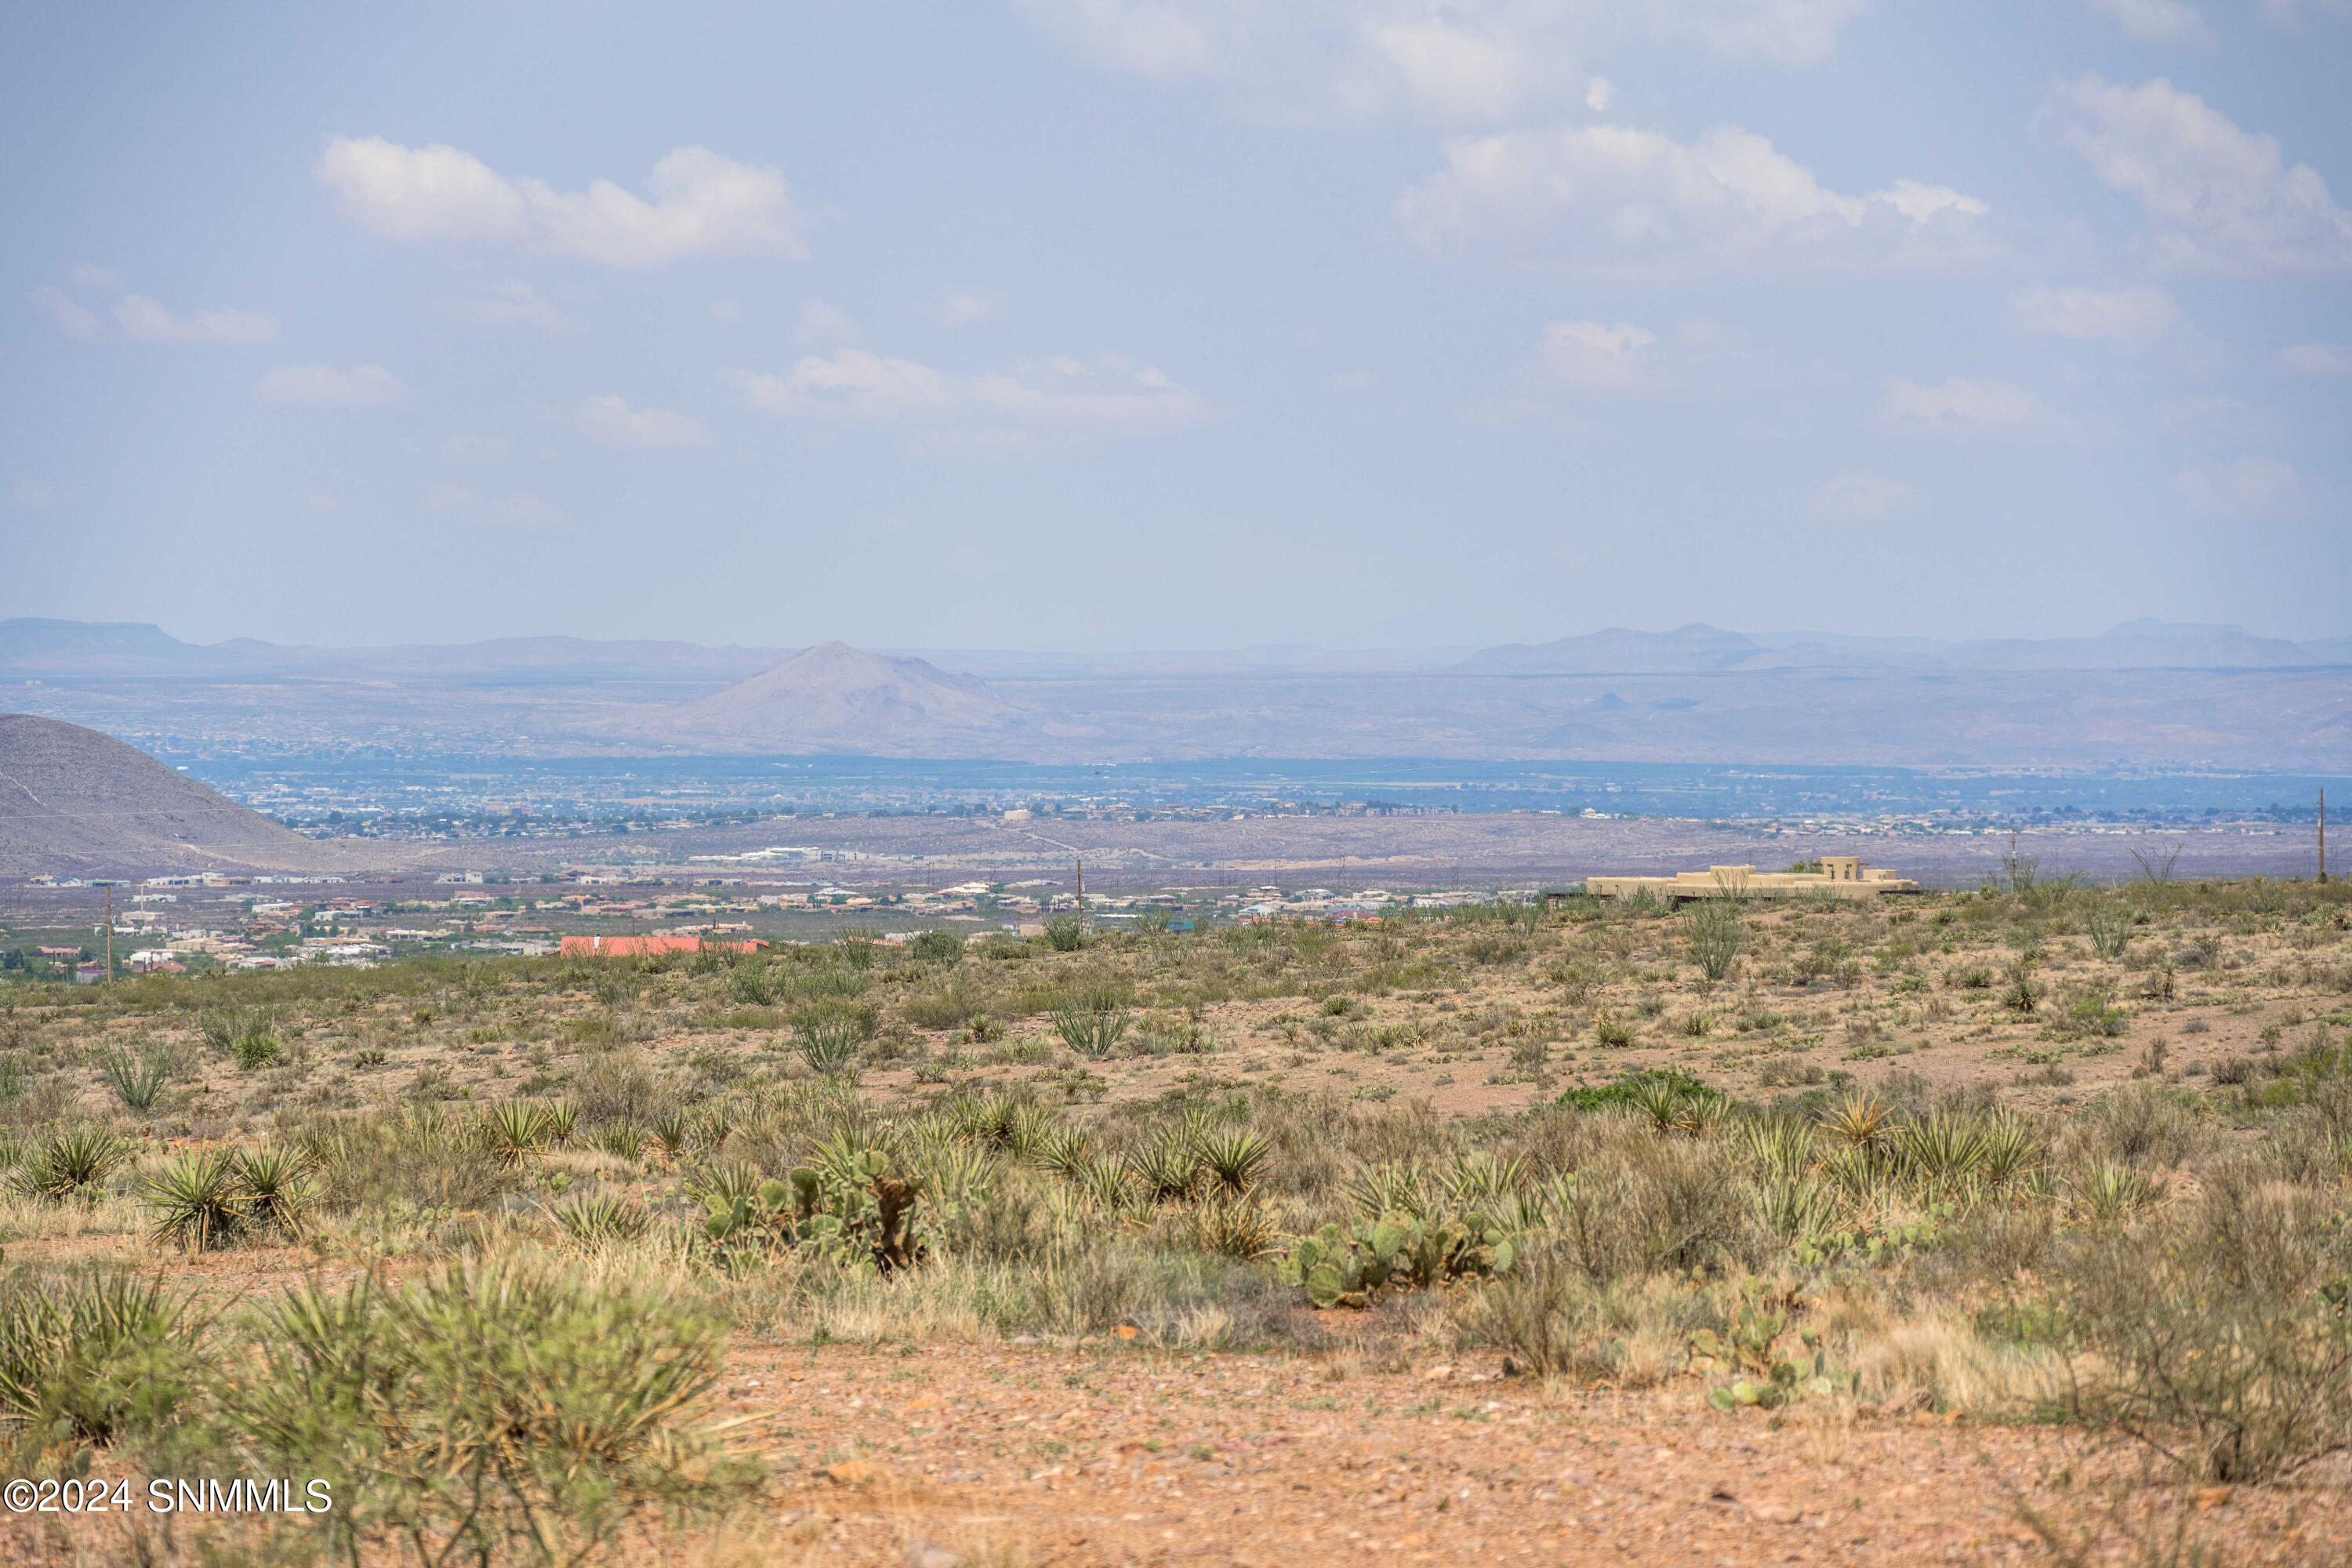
[904,1543,965,1568]
[1421,1363,1454,1383]
[1750,1500,1802,1525]
[2194,1486,2234,1511]
[1011,1334,1040,1346]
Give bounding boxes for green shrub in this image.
[12,1127,128,1203]
[100,1044,172,1112]
[1684,901,1744,982]
[212,1259,755,1564]
[0,1270,195,1453]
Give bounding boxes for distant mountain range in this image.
[1458,619,2343,675]
[5,615,2343,683]
[3,617,2346,770]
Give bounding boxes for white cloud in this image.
[572,394,715,449]
[318,136,809,268]
[794,299,861,347]
[1584,76,1613,113]
[721,350,1208,445]
[445,278,575,332]
[256,363,407,406]
[2087,0,2216,46]
[2176,456,2301,512]
[2040,75,2352,273]
[1398,123,1991,274]
[1539,320,1659,387]
[426,484,566,530]
[938,289,1007,327]
[1882,376,2047,433]
[1808,470,1922,517]
[2278,342,2352,374]
[29,285,100,340]
[65,263,124,291]
[12,478,75,509]
[114,293,275,344]
[1013,1,1866,122]
[442,434,510,466]
[2010,282,2180,345]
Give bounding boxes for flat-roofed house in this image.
[1585,855,1918,902]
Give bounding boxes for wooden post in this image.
[1075,856,1084,931]
[2321,788,2329,884]
[103,884,114,983]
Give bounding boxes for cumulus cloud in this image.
[1012,0,1866,122]
[1808,470,1923,517]
[318,136,809,268]
[2277,342,2352,374]
[1539,320,1660,387]
[2088,0,2216,45]
[938,289,1007,327]
[1882,376,2048,433]
[114,294,275,344]
[1398,122,1991,274]
[2010,282,2180,344]
[444,278,575,332]
[256,363,407,406]
[720,350,1208,446]
[794,299,861,347]
[572,394,715,449]
[2040,75,2352,272]
[2176,456,2301,512]
[29,286,100,340]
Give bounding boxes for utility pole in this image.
[103,884,114,983]
[2321,788,2329,885]
[1074,855,1084,931]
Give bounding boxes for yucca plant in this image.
[1052,1003,1131,1060]
[1444,1150,1528,1207]
[2074,1160,2163,1224]
[1196,1129,1273,1194]
[1189,1192,1282,1259]
[540,1100,580,1148]
[649,1110,692,1160]
[1069,1152,1135,1210]
[0,1272,191,1444]
[234,1146,315,1239]
[553,1194,649,1248]
[1744,1118,1816,1181]
[1819,1092,1895,1149]
[1127,1131,1204,1203]
[14,1127,129,1202]
[1891,1112,1988,1187]
[100,1045,172,1112]
[1749,1174,1841,1245]
[595,1122,646,1162]
[1977,1112,2042,1189]
[229,1029,284,1070]
[797,1015,865,1076]
[1342,1159,1432,1221]
[144,1149,248,1252]
[482,1102,548,1167]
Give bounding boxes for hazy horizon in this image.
[5,3,2349,650]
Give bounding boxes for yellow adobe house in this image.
[1585,855,1918,902]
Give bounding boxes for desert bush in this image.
[2053,1184,2352,1482]
[1683,901,1744,982]
[210,1258,756,1564]
[0,1270,196,1455]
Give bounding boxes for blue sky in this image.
[2,0,2347,650]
